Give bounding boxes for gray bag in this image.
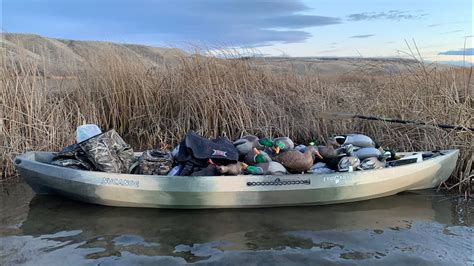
[79,129,135,173]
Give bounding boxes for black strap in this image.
[353,114,473,132]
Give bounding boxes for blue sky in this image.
[2,0,473,63]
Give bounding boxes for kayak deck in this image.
[14,150,459,208]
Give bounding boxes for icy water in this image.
[0,182,473,265]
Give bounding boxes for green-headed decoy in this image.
[245,162,287,175]
[244,147,272,165]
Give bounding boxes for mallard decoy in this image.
[330,134,375,148]
[320,142,356,159]
[233,135,260,156]
[354,147,382,161]
[244,148,272,165]
[358,157,383,170]
[308,162,335,174]
[338,144,355,156]
[273,137,294,154]
[318,144,354,170]
[272,145,319,173]
[337,156,360,172]
[293,140,338,160]
[233,135,274,155]
[358,151,391,170]
[217,162,248,175]
[258,137,274,149]
[379,147,400,161]
[245,162,287,175]
[315,141,341,159]
[294,144,306,152]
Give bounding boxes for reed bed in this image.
[1,47,473,192]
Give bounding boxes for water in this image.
[1,182,473,265]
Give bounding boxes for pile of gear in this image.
[51,125,400,176]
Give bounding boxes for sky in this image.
[2,0,473,64]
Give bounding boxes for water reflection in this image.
[0,183,472,265]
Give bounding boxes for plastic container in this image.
[76,124,102,143]
[167,165,183,176]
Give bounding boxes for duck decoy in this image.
[308,162,335,174]
[233,135,260,156]
[244,148,272,165]
[258,137,275,149]
[358,151,391,170]
[318,144,354,170]
[294,144,306,152]
[273,137,295,154]
[217,162,248,175]
[272,145,320,173]
[245,162,288,175]
[330,134,375,149]
[337,156,361,172]
[354,147,382,161]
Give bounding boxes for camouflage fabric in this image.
[51,158,94,170]
[132,150,173,175]
[51,143,94,170]
[79,129,135,173]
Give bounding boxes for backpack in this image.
[131,149,173,175]
[79,129,135,173]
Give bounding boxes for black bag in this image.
[176,130,239,176]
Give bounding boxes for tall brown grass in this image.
[1,46,473,192]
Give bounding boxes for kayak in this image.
[14,150,459,209]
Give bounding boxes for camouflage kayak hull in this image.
[14,150,459,209]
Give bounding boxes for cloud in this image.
[350,34,374,38]
[259,15,340,29]
[440,30,463,35]
[428,21,469,27]
[347,10,427,21]
[428,23,444,27]
[438,48,474,56]
[3,0,341,48]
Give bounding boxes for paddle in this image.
[316,112,474,132]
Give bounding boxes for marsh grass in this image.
[1,46,473,192]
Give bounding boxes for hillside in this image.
[1,33,186,76]
[1,33,431,77]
